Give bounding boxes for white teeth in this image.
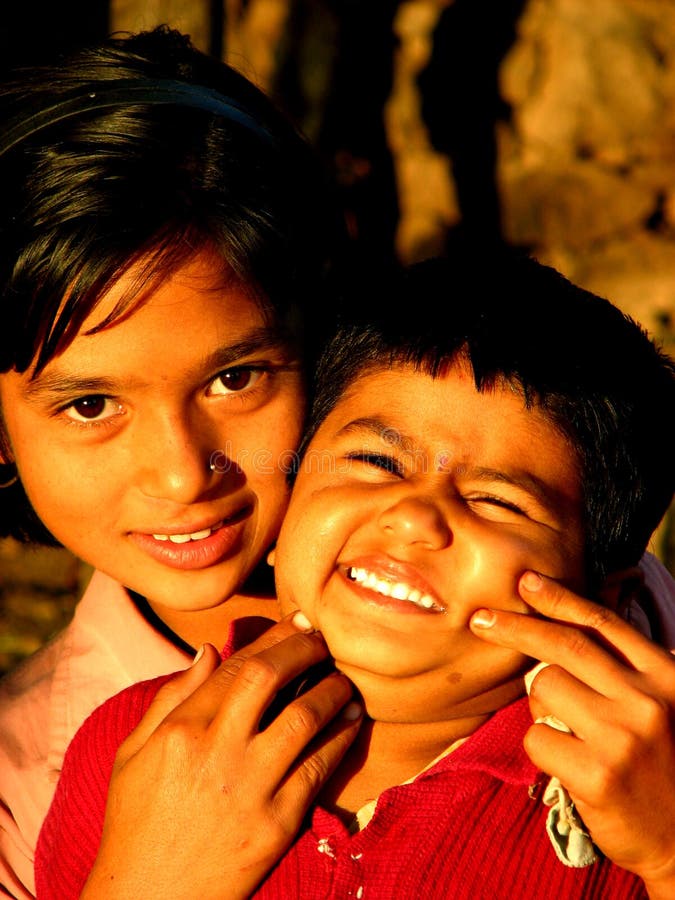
[152,522,222,543]
[187,528,212,541]
[347,566,444,612]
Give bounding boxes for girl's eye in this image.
[208,367,263,395]
[347,452,404,477]
[63,395,122,423]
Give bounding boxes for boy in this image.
[36,252,675,898]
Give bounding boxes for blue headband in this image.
[0,77,273,157]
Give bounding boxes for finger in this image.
[470,604,635,699]
[524,661,561,725]
[220,610,317,663]
[210,630,335,738]
[523,714,650,822]
[471,581,673,696]
[255,671,358,775]
[134,613,320,737]
[523,721,594,797]
[275,700,363,828]
[517,571,673,672]
[119,615,315,760]
[524,660,620,742]
[117,643,221,761]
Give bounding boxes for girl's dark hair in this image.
[305,251,675,589]
[0,25,346,543]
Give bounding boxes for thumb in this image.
[524,660,551,722]
[115,643,220,764]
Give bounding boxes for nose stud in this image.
[208,450,228,473]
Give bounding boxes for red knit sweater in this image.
[35,635,646,899]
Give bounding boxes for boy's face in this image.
[0,246,305,616]
[273,361,587,723]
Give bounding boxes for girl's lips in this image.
[151,520,224,543]
[130,517,247,570]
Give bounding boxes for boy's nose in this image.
[377,495,451,551]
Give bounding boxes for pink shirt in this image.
[0,571,190,899]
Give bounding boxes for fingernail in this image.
[523,660,549,695]
[292,611,314,631]
[342,701,362,721]
[192,644,205,666]
[520,571,543,592]
[471,609,496,628]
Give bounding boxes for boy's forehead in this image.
[321,361,537,441]
[313,361,583,496]
[330,359,480,419]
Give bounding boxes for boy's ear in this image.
[597,566,645,615]
[267,547,276,567]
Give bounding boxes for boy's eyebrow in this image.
[339,417,418,453]
[22,327,294,400]
[339,418,575,513]
[338,416,412,447]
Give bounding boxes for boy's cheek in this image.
[271,549,318,623]
[459,537,564,616]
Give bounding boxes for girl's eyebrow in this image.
[22,326,295,401]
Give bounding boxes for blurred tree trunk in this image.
[110,0,212,53]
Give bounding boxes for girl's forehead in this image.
[22,264,283,392]
[78,245,247,334]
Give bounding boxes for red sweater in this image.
[35,632,646,899]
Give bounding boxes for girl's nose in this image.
[378,495,451,551]
[136,414,234,504]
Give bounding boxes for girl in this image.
[0,25,358,899]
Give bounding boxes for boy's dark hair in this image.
[305,250,675,589]
[0,25,346,544]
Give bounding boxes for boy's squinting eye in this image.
[466,494,526,517]
[64,395,123,423]
[208,366,263,395]
[346,451,404,477]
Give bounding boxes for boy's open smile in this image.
[344,559,446,613]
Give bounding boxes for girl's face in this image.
[0,246,305,615]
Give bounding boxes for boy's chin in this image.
[333,656,529,725]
